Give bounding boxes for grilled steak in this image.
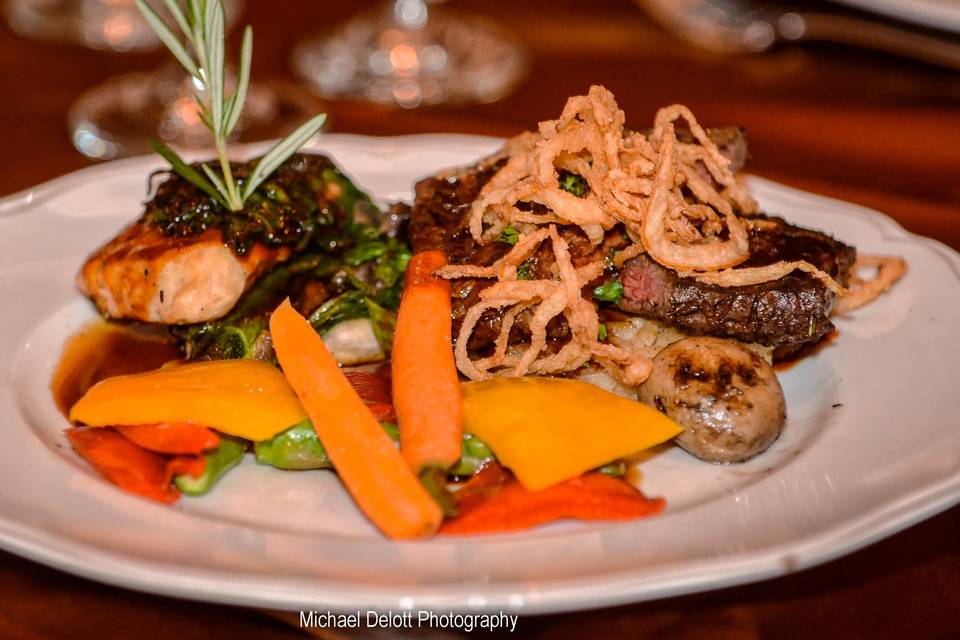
[410,127,855,357]
[619,218,856,356]
[411,155,620,351]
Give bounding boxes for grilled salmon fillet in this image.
[78,221,291,324]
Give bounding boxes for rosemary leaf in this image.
[148,139,228,209]
[134,0,199,78]
[162,0,191,38]
[196,105,214,131]
[201,163,229,198]
[191,4,207,73]
[138,0,327,213]
[223,26,252,137]
[206,0,225,134]
[241,113,327,200]
[186,0,202,28]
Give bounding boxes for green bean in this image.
[254,420,332,470]
[174,436,247,496]
[448,433,496,478]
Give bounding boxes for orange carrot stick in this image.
[269,299,443,539]
[65,427,204,504]
[115,422,220,455]
[392,250,462,475]
[440,465,665,536]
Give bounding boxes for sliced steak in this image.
[411,157,616,350]
[619,217,856,356]
[409,126,853,357]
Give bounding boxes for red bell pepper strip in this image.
[343,369,393,405]
[66,427,205,504]
[440,464,665,535]
[114,422,220,455]
[343,369,397,423]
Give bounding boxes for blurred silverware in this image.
[638,0,960,70]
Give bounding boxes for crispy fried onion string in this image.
[679,261,848,295]
[442,226,652,386]
[440,86,904,384]
[467,85,757,272]
[833,255,907,314]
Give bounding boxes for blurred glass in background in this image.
[5,0,242,51]
[2,0,324,160]
[293,0,527,108]
[635,0,960,71]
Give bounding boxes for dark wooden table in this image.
[1,1,958,638]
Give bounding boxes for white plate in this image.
[1,134,959,615]
[831,0,960,33]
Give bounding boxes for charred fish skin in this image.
[78,153,377,325]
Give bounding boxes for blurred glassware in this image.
[52,0,324,160]
[636,0,960,71]
[292,0,527,108]
[4,0,242,51]
[69,64,323,160]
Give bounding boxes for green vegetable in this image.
[516,262,533,281]
[598,323,608,342]
[498,226,520,245]
[174,435,247,495]
[558,170,588,198]
[169,170,412,362]
[419,466,458,517]
[306,290,398,354]
[597,460,626,478]
[256,422,496,481]
[146,154,350,256]
[254,420,332,470]
[344,240,388,265]
[592,281,624,303]
[256,421,401,470]
[135,0,325,211]
[448,433,496,477]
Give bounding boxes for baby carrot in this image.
[269,299,442,539]
[392,250,462,476]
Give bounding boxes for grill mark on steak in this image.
[409,127,852,358]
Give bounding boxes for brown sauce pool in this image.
[774,330,838,372]
[50,320,181,417]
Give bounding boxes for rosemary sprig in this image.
[135,0,326,211]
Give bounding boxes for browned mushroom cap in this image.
[639,337,786,463]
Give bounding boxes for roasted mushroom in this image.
[638,337,786,463]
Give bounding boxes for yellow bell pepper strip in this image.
[269,299,443,539]
[461,377,683,491]
[69,360,307,441]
